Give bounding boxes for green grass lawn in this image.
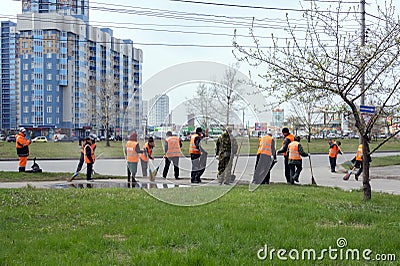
[1,137,399,159]
[0,185,399,265]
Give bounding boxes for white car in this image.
[32,136,48,143]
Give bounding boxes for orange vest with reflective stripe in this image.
[257,135,273,156]
[126,141,139,163]
[288,141,301,160]
[282,133,295,156]
[84,144,95,163]
[165,136,180,158]
[140,142,152,161]
[189,134,201,155]
[329,143,339,158]
[16,133,29,149]
[355,144,363,161]
[16,132,30,156]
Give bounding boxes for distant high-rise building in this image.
[148,94,169,127]
[0,21,18,130]
[272,108,284,128]
[0,0,143,137]
[22,0,89,23]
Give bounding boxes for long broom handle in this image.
[232,137,244,174]
[80,152,104,172]
[306,142,316,181]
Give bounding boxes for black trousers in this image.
[329,156,337,172]
[284,155,291,183]
[191,154,202,182]
[162,156,180,178]
[75,153,84,172]
[86,163,93,180]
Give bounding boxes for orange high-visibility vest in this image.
[355,144,363,161]
[329,143,340,158]
[84,144,95,163]
[288,141,301,160]
[282,133,295,156]
[165,136,180,158]
[189,134,201,155]
[140,142,153,162]
[16,133,29,149]
[16,132,30,157]
[81,142,96,154]
[257,135,273,156]
[126,140,139,163]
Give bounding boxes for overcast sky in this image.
[2,0,399,125]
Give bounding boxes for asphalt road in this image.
[1,152,399,192]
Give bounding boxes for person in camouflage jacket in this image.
[215,127,238,184]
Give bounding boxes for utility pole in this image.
[360,0,366,106]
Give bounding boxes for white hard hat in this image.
[19,127,26,133]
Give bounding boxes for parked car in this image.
[0,134,5,141]
[57,136,78,142]
[32,136,48,143]
[6,135,16,142]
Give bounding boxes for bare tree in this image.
[233,0,400,200]
[186,64,246,129]
[288,92,331,142]
[212,63,245,126]
[87,74,120,147]
[186,83,215,129]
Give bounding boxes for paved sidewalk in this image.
[0,165,399,195]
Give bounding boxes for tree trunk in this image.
[106,126,110,147]
[362,136,371,201]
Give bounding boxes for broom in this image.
[338,147,354,170]
[68,152,104,182]
[230,137,244,182]
[149,156,164,181]
[306,142,317,185]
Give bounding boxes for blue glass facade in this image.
[22,0,89,23]
[0,0,143,136]
[0,21,18,130]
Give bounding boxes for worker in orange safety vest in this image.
[140,136,155,177]
[287,136,309,184]
[162,131,182,179]
[125,133,142,182]
[252,132,276,184]
[190,127,205,183]
[16,127,31,172]
[277,127,295,183]
[328,139,342,172]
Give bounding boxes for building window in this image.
[47,85,52,91]
[23,63,28,70]
[24,96,29,102]
[47,117,52,124]
[47,63,52,69]
[24,85,29,91]
[47,106,52,113]
[47,53,52,58]
[56,107,60,113]
[47,95,52,102]
[47,74,52,80]
[23,74,28,81]
[23,106,29,113]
